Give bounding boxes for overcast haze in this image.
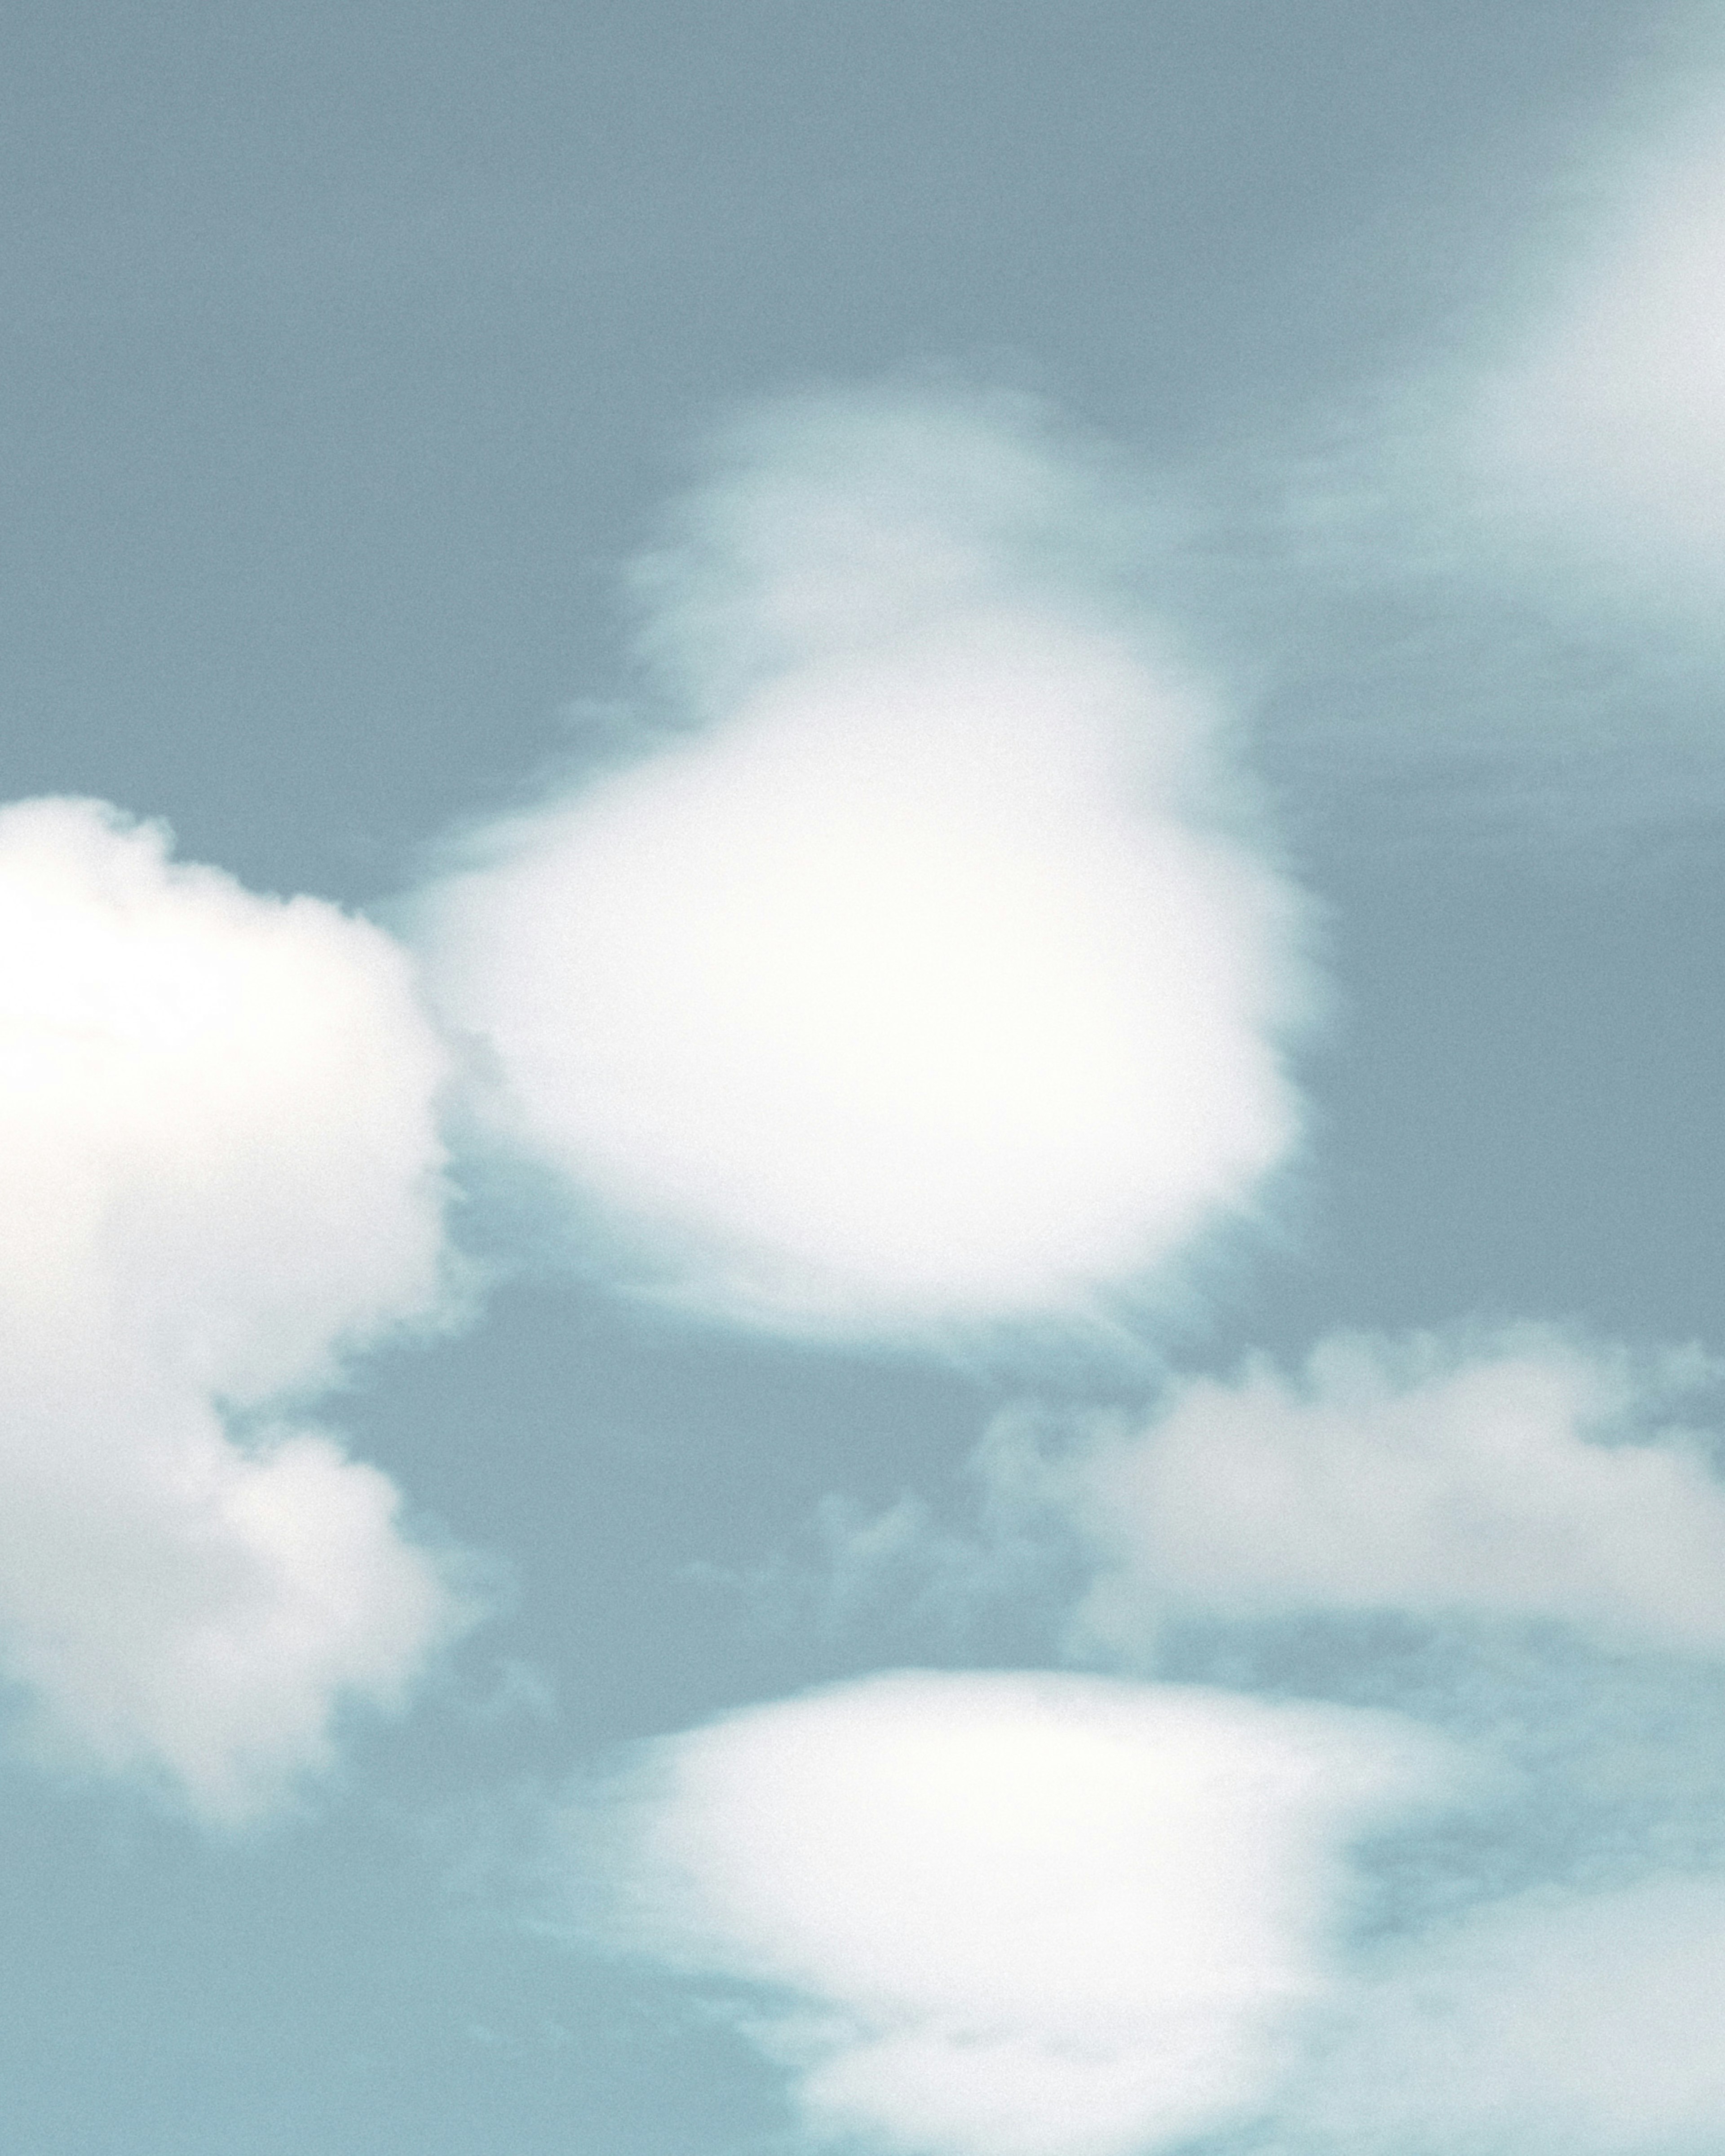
[6,7,1725,2153]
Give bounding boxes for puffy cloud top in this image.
[0,799,480,1823]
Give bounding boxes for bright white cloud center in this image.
[566,1669,1463,2156]
[0,798,480,1823]
[415,393,1313,1337]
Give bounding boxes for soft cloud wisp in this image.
[0,798,480,1823]
[1010,1330,1725,1662]
[415,390,1315,1340]
[1243,73,1725,837]
[1466,84,1725,610]
[1292,1873,1725,2156]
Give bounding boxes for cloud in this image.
[593,1332,1725,2156]
[411,386,1317,1342]
[1194,67,1725,841]
[0,797,482,1824]
[1292,1872,1725,2156]
[561,1668,1467,2156]
[997,1330,1725,1662]
[1464,81,1725,612]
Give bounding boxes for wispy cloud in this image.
[0,799,484,1824]
[1288,1872,1725,2155]
[1008,1329,1725,1660]
[411,385,1318,1346]
[1203,62,1725,844]
[558,1669,1465,2156]
[1464,79,1725,615]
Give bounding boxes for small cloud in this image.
[457,1656,560,1726]
[410,385,1318,1347]
[1001,1328,1725,1661]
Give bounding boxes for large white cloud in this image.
[564,1668,1466,2156]
[1007,1330,1725,1661]
[0,797,481,1824]
[413,389,1315,1341]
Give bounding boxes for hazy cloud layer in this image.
[562,1669,1464,2156]
[1218,69,1725,839]
[1291,1873,1725,2156]
[415,389,1316,1342]
[1463,83,1725,615]
[0,799,481,1823]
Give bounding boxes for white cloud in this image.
[0,797,481,1824]
[1010,1330,1725,1661]
[413,387,1316,1342]
[1294,1872,1725,2156]
[1466,83,1725,609]
[1213,70,1725,840]
[563,1668,1466,2156]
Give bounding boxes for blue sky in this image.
[7,6,1725,2152]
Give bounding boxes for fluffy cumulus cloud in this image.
[0,797,480,1824]
[998,1329,1725,1662]
[564,1669,1466,2156]
[413,388,1315,1341]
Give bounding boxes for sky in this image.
[6,5,1725,2152]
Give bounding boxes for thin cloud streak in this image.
[1189,60,1725,845]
